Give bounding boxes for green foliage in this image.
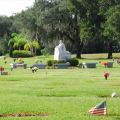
[41,48,46,55]
[46,66,50,69]
[46,60,52,66]
[9,45,13,57]
[79,63,83,67]
[12,50,33,57]
[46,60,57,66]
[67,59,79,66]
[57,59,66,63]
[51,60,57,65]
[101,5,120,40]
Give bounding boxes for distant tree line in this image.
[0,0,120,58]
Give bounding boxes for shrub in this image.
[57,59,66,63]
[51,60,57,65]
[46,66,50,69]
[67,59,79,66]
[46,60,52,66]
[46,60,57,66]
[12,50,33,57]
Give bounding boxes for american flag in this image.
[89,100,106,116]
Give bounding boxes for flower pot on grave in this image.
[105,76,107,80]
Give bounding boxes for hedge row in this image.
[66,59,79,66]
[12,50,34,57]
[46,59,79,66]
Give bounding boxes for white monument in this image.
[54,40,71,61]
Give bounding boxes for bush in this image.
[51,60,57,65]
[12,50,33,57]
[57,59,66,63]
[46,60,52,66]
[67,59,79,66]
[79,63,83,66]
[46,60,57,66]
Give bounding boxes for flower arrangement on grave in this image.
[53,64,56,69]
[34,67,38,71]
[99,61,101,64]
[117,59,120,64]
[19,58,22,61]
[35,60,38,63]
[0,66,4,71]
[31,68,36,73]
[103,72,110,80]
[31,67,38,73]
[13,58,16,62]
[3,56,6,60]
[20,60,24,63]
[102,62,108,65]
[4,61,7,64]
[40,60,42,63]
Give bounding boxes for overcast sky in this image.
[0,0,35,17]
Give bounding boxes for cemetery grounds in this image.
[0,53,120,120]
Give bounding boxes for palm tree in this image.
[8,33,26,50]
[24,39,40,56]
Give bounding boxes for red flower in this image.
[4,61,7,64]
[103,72,110,77]
[102,62,108,65]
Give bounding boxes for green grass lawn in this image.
[0,53,120,120]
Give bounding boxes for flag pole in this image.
[106,97,107,116]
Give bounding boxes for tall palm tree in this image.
[24,39,40,56]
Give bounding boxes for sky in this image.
[0,0,35,17]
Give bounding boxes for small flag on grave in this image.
[89,100,106,116]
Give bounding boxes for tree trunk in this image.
[19,46,20,51]
[76,41,83,58]
[108,41,112,59]
[35,47,36,56]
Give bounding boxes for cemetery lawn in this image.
[0,53,120,120]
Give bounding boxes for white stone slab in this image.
[83,63,98,68]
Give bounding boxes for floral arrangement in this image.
[19,58,22,61]
[34,67,38,71]
[113,58,114,61]
[117,59,120,64]
[103,72,110,80]
[102,62,108,65]
[35,60,38,63]
[40,60,42,63]
[20,60,24,63]
[4,61,7,64]
[99,61,101,64]
[13,58,16,62]
[31,67,38,73]
[103,72,110,77]
[16,57,18,59]
[3,57,6,60]
[0,66,4,71]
